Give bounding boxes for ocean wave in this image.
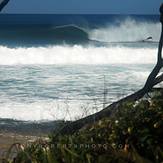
[0,16,160,122]
[0,18,161,46]
[0,100,96,121]
[0,45,157,65]
[89,18,161,42]
[0,24,89,46]
[0,68,151,121]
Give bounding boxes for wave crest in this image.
[0,45,157,65]
[89,18,161,42]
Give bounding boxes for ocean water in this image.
[0,14,161,121]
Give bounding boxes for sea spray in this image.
[89,18,161,42]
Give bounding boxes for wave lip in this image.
[52,24,89,40]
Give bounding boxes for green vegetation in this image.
[2,90,163,163]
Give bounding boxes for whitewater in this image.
[0,16,161,121]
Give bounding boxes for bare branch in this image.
[0,0,10,12]
[59,4,163,135]
[153,73,163,86]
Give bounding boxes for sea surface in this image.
[0,14,161,122]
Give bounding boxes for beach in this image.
[0,132,38,155]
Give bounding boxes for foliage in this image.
[2,90,163,163]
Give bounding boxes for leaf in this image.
[64,147,79,158]
[86,154,92,163]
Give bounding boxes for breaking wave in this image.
[0,18,161,45]
[0,25,89,46]
[0,16,160,122]
[0,45,157,65]
[89,18,161,42]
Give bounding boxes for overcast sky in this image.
[2,0,163,14]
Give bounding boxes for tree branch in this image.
[153,73,163,86]
[58,4,163,135]
[0,0,10,12]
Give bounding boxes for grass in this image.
[1,89,163,163]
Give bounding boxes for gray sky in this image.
[2,0,163,14]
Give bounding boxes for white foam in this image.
[0,69,153,121]
[0,67,154,121]
[90,18,161,42]
[0,100,96,121]
[0,45,157,65]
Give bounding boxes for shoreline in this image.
[0,118,68,135]
[0,119,67,158]
[0,131,43,159]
